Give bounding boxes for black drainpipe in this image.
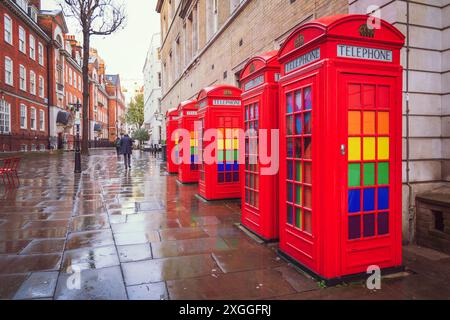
[405,0,414,243]
[46,41,52,150]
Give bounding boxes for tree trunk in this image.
[81,31,90,155]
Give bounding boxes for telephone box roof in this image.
[197,85,242,101]
[177,99,198,111]
[166,108,178,117]
[240,51,280,82]
[279,14,405,60]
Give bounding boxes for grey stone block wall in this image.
[350,0,450,242]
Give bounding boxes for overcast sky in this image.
[42,0,161,91]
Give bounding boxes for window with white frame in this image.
[4,57,13,86]
[19,26,26,53]
[29,35,36,60]
[0,99,11,133]
[20,104,27,128]
[78,75,81,90]
[19,65,26,91]
[30,107,36,130]
[39,75,44,98]
[30,71,36,95]
[16,0,29,12]
[38,43,44,66]
[39,109,45,131]
[69,68,72,85]
[73,73,77,88]
[4,15,12,44]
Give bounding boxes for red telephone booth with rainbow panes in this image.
[197,85,243,200]
[177,99,200,184]
[240,51,280,241]
[166,108,179,174]
[277,14,405,284]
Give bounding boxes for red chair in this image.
[0,158,21,188]
[10,158,21,187]
[0,158,13,187]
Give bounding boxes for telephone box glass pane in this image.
[363,188,375,211]
[378,86,390,108]
[295,91,302,111]
[363,112,375,135]
[349,215,361,240]
[363,163,375,186]
[348,111,361,135]
[378,187,389,210]
[296,207,302,229]
[363,214,375,237]
[295,115,302,134]
[348,164,361,187]
[348,84,361,108]
[304,210,312,234]
[304,87,312,110]
[378,162,389,185]
[348,190,361,213]
[362,85,375,107]
[286,93,293,113]
[378,112,389,134]
[378,138,389,160]
[378,212,389,235]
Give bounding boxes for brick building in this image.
[1,0,123,151]
[88,48,110,141]
[38,9,83,150]
[63,34,83,149]
[156,0,450,244]
[0,0,50,152]
[106,74,126,142]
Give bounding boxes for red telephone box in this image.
[197,85,243,200]
[177,99,200,184]
[277,14,404,283]
[166,108,179,174]
[240,51,280,241]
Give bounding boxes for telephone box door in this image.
[280,74,318,271]
[340,73,401,276]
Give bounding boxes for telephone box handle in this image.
[340,144,346,156]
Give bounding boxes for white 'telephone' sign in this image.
[337,44,393,62]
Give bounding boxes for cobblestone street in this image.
[1,150,450,300]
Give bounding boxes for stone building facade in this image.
[156,0,450,243]
[143,32,162,145]
[349,0,450,242]
[156,0,348,116]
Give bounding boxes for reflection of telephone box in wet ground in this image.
[196,85,243,201]
[240,51,281,242]
[277,14,405,284]
[177,99,200,184]
[166,108,180,174]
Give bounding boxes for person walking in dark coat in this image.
[120,134,134,169]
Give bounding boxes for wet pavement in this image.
[1,150,450,300]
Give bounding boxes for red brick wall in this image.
[0,3,49,151]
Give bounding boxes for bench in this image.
[0,157,21,188]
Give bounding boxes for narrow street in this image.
[1,150,450,300]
